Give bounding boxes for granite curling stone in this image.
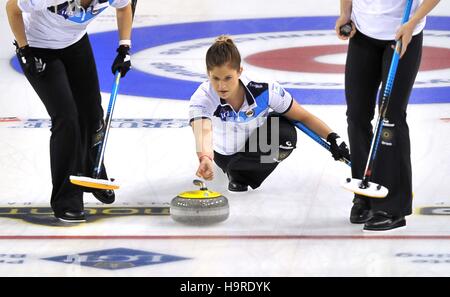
[170,180,229,225]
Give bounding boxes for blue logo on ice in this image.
[43,248,189,270]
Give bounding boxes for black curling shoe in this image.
[350,201,372,224]
[228,181,248,193]
[56,211,86,223]
[363,211,406,231]
[92,189,115,204]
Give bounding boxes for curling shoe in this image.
[56,211,86,223]
[350,197,372,224]
[93,189,115,204]
[228,181,248,193]
[363,211,406,231]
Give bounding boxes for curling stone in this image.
[170,180,229,225]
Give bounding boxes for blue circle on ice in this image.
[10,16,450,104]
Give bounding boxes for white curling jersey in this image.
[189,73,294,156]
[351,0,426,40]
[18,0,130,49]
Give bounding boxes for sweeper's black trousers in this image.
[214,114,297,189]
[345,30,422,217]
[17,35,104,216]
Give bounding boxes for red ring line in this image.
[245,45,450,73]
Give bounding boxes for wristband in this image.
[199,155,213,162]
[119,39,131,47]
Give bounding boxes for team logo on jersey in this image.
[245,109,255,117]
[214,105,233,121]
[47,0,112,22]
[249,82,264,89]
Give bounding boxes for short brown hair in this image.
[206,35,241,71]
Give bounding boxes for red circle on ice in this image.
[245,45,450,73]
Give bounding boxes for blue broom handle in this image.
[363,0,413,181]
[94,71,121,177]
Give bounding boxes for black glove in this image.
[327,132,351,161]
[111,45,131,77]
[15,42,46,77]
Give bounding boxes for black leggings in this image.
[18,34,104,216]
[345,30,423,216]
[214,114,297,189]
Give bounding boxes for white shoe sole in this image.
[363,224,407,233]
[227,186,250,194]
[57,217,86,223]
